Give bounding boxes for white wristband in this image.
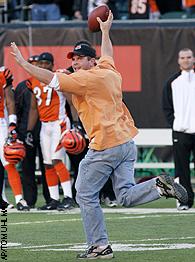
[8,114,17,124]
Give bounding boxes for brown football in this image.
[88,5,110,32]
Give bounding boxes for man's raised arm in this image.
[97,10,113,58]
[10,42,54,85]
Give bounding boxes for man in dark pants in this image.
[163,48,195,210]
[0,160,4,198]
[0,160,7,208]
[14,55,50,207]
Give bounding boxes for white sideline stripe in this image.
[30,243,195,252]
[7,243,21,247]
[8,237,195,250]
[7,207,195,214]
[112,236,195,242]
[8,213,195,226]
[8,218,81,225]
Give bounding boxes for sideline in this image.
[5,207,195,214]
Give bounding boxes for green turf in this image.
[5,182,185,209]
[4,209,195,262]
[3,183,195,262]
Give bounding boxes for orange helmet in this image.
[4,140,26,164]
[59,129,86,155]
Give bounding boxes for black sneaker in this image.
[17,199,30,211]
[57,196,75,211]
[0,199,14,210]
[156,175,188,204]
[38,199,60,210]
[77,245,113,259]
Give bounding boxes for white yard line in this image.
[6,207,195,214]
[8,242,195,252]
[8,213,195,226]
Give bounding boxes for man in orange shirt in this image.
[11,11,188,259]
[26,53,75,210]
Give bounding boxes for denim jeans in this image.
[31,4,61,21]
[75,140,160,246]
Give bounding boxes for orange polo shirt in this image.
[56,56,138,150]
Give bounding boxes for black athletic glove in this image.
[3,68,13,88]
[25,131,34,147]
[7,123,18,144]
[72,121,83,132]
[72,121,88,140]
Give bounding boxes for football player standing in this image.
[26,53,75,210]
[0,66,29,210]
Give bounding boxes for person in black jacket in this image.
[14,55,50,207]
[162,48,195,210]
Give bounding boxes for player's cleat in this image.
[0,199,14,209]
[17,199,30,211]
[38,199,60,210]
[57,196,75,211]
[77,245,113,259]
[177,204,189,211]
[103,197,117,208]
[156,174,188,204]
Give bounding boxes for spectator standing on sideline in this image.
[29,0,61,21]
[0,66,29,211]
[162,48,195,210]
[26,52,75,210]
[14,55,50,208]
[11,11,188,259]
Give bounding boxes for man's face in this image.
[30,61,38,66]
[71,55,95,72]
[178,50,194,71]
[38,60,53,71]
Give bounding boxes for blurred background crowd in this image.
[0,0,195,23]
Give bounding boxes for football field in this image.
[3,198,195,262]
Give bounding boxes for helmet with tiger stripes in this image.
[60,129,86,155]
[4,140,26,164]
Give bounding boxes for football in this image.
[88,4,110,32]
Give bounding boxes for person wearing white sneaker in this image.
[163,48,195,210]
[10,11,188,259]
[175,178,189,210]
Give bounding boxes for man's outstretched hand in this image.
[10,42,26,66]
[97,10,113,33]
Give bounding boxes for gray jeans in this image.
[75,140,160,246]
